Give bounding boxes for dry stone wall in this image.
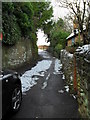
[60,49,90,118]
[60,50,74,93]
[75,52,90,118]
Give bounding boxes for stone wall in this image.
[60,50,74,93]
[2,38,38,69]
[60,49,90,118]
[75,52,90,118]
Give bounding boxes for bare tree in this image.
[63,16,73,32]
[56,0,90,44]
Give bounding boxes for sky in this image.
[37,29,50,46]
[51,0,69,21]
[37,0,69,46]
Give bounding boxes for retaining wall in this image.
[2,38,38,69]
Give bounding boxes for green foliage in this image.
[57,18,64,28]
[55,44,63,52]
[50,18,70,57]
[13,2,34,37]
[31,2,53,31]
[54,44,63,57]
[2,2,14,14]
[2,2,34,45]
[2,13,21,45]
[43,20,54,41]
[51,28,69,48]
[2,2,53,46]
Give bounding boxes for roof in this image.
[66,28,86,40]
[66,29,79,40]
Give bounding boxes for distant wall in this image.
[2,38,38,69]
[60,50,90,118]
[38,45,49,50]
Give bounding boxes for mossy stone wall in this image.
[2,38,38,69]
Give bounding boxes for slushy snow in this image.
[20,60,52,92]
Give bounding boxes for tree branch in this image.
[82,1,86,25]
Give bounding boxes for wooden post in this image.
[73,55,78,93]
[0,33,2,41]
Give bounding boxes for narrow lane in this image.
[11,50,79,119]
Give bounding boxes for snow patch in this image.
[41,81,47,89]
[76,44,90,54]
[61,49,73,58]
[54,59,62,74]
[65,86,69,92]
[62,74,65,80]
[70,76,73,81]
[46,73,50,80]
[39,71,45,76]
[72,94,77,99]
[67,53,73,58]
[58,90,64,93]
[84,58,90,63]
[41,73,50,89]
[38,50,50,59]
[53,72,60,75]
[20,60,52,92]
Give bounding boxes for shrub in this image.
[66,46,76,54]
[55,44,63,58]
[2,14,21,45]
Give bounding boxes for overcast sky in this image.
[37,29,50,46]
[51,0,69,21]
